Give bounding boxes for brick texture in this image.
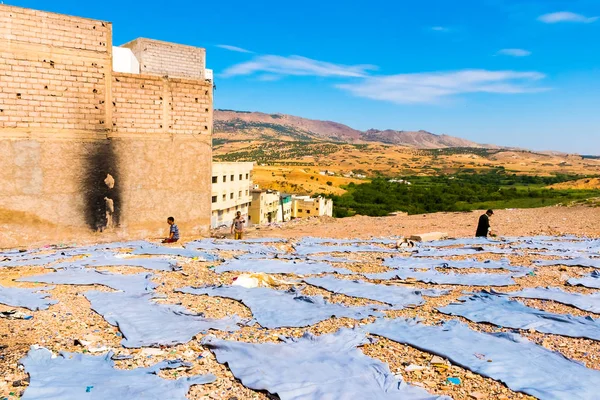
[0,5,212,135]
[112,74,163,133]
[112,74,212,135]
[0,5,109,131]
[122,38,206,79]
[0,5,110,52]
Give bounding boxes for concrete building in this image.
[249,189,281,225]
[276,194,293,223]
[0,5,213,246]
[291,195,334,219]
[211,162,253,228]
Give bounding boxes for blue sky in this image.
[12,0,600,153]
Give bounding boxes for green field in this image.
[324,171,600,217]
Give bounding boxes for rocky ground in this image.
[1,205,600,399]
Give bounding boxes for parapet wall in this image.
[0,5,212,247]
[121,38,206,80]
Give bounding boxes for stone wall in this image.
[0,5,212,247]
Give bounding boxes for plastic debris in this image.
[0,310,33,320]
[405,364,427,372]
[447,377,461,385]
[232,273,296,288]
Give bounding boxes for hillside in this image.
[550,178,600,190]
[212,109,600,196]
[214,109,361,142]
[362,129,487,148]
[214,109,482,148]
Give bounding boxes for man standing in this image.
[231,211,246,240]
[475,209,494,237]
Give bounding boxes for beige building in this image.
[291,195,333,218]
[0,5,213,246]
[211,162,253,228]
[276,194,293,223]
[249,189,281,225]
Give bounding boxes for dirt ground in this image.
[1,205,600,399]
[241,205,600,240]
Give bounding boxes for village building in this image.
[249,189,281,225]
[291,195,333,218]
[276,194,293,223]
[210,162,253,228]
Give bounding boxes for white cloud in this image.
[221,55,377,78]
[538,11,598,24]
[431,26,449,32]
[337,69,547,104]
[216,44,254,53]
[257,74,282,82]
[497,48,532,57]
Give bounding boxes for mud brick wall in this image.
[0,5,212,247]
[0,5,111,132]
[121,38,206,79]
[112,74,163,134]
[111,72,213,234]
[111,74,212,135]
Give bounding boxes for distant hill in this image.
[214,109,486,149]
[362,129,487,148]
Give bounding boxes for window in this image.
[230,193,234,199]
[239,174,243,180]
[306,210,311,214]
[245,190,249,196]
[223,175,226,182]
[222,194,226,201]
[231,174,234,181]
[212,176,217,184]
[212,196,217,203]
[239,191,242,198]
[246,173,249,180]
[298,209,303,213]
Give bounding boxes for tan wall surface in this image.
[0,5,212,247]
[112,135,212,236]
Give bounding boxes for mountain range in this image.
[214,109,491,149]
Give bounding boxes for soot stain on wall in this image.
[83,139,121,230]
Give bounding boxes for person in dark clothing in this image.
[162,217,180,243]
[475,209,494,237]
